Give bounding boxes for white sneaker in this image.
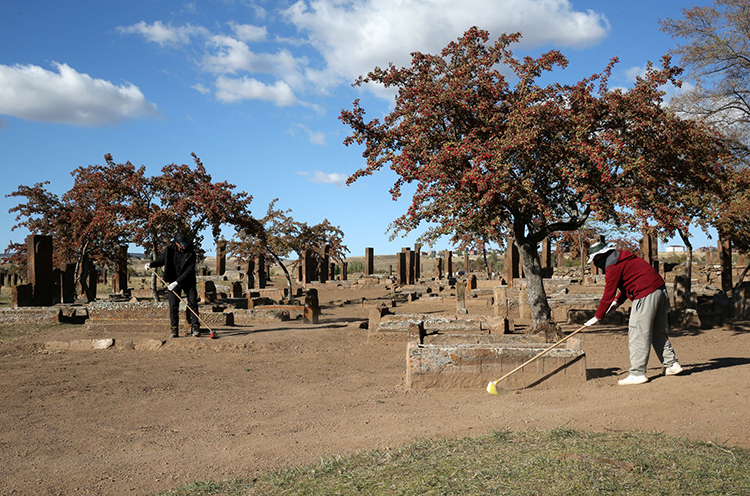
[665,362,684,376]
[618,374,648,386]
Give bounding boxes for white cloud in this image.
[282,0,610,93]
[118,20,208,47]
[214,76,297,105]
[229,22,268,42]
[288,123,326,145]
[309,170,348,188]
[123,1,611,105]
[0,62,162,126]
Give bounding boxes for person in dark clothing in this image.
[585,241,684,385]
[145,234,200,338]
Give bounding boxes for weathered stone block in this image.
[406,342,586,390]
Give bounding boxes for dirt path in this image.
[1,285,749,495]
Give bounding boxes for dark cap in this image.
[174,234,191,247]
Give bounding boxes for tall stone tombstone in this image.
[464,253,470,274]
[341,261,348,281]
[113,244,128,293]
[504,239,520,289]
[541,237,552,269]
[365,247,374,276]
[330,262,337,281]
[445,250,453,278]
[435,257,443,280]
[61,263,75,304]
[456,280,467,314]
[303,249,315,284]
[414,243,422,280]
[86,267,98,302]
[402,248,415,285]
[51,267,62,305]
[397,251,407,286]
[246,259,256,290]
[255,255,266,289]
[26,234,53,306]
[319,245,330,283]
[216,241,227,276]
[719,235,733,293]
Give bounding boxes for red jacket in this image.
[594,250,665,320]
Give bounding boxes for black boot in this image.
[191,323,201,337]
[170,325,179,338]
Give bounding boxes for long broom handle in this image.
[490,323,588,385]
[147,266,213,333]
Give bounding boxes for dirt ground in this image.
[1,283,749,496]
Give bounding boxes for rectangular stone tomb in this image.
[84,301,232,332]
[406,341,586,390]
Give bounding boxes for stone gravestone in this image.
[445,250,453,279]
[304,288,320,324]
[435,257,443,280]
[414,243,422,280]
[365,247,374,276]
[255,255,266,289]
[456,279,467,315]
[246,259,255,289]
[397,251,407,286]
[27,234,54,306]
[202,280,217,303]
[216,241,227,276]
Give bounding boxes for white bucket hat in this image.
[587,241,616,264]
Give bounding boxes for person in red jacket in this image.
[585,241,684,385]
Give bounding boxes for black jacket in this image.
[150,243,197,289]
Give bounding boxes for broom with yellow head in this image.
[486,323,588,394]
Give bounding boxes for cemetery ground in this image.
[1,264,750,495]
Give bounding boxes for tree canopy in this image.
[341,27,728,328]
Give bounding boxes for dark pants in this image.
[168,285,199,329]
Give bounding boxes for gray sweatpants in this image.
[628,287,678,376]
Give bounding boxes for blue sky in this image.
[0,0,717,259]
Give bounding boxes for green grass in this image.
[158,428,750,495]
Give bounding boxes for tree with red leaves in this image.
[341,27,728,330]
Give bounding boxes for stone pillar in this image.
[464,253,470,274]
[216,241,227,276]
[397,251,407,286]
[303,249,315,284]
[329,262,336,281]
[445,250,453,279]
[365,247,374,276]
[255,255,266,289]
[231,281,243,298]
[320,245,330,283]
[456,280,467,315]
[246,259,256,290]
[341,262,348,281]
[51,267,62,305]
[556,243,565,268]
[86,267,98,302]
[541,237,552,269]
[402,248,415,285]
[720,235,733,294]
[304,288,320,324]
[435,257,443,280]
[62,263,75,303]
[414,243,422,280]
[26,234,53,306]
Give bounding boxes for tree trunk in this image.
[678,228,693,308]
[482,243,491,280]
[266,247,296,303]
[517,239,552,327]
